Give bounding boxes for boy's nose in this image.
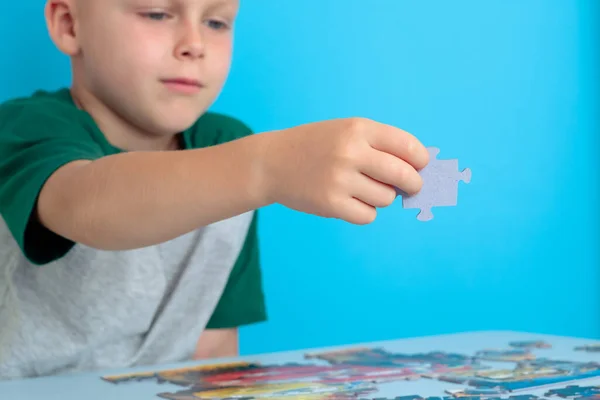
[174,28,205,60]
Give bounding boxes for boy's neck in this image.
[69,85,182,152]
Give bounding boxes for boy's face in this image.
[65,0,239,135]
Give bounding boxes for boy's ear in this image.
[45,0,81,56]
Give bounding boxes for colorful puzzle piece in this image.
[401,147,471,221]
[474,349,535,362]
[545,385,600,399]
[509,341,552,349]
[574,344,600,353]
[436,359,600,392]
[304,347,477,369]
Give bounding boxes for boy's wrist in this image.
[246,131,278,208]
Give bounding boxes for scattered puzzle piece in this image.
[509,340,552,349]
[574,344,600,353]
[402,147,471,221]
[545,384,600,399]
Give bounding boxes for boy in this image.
[0,0,429,380]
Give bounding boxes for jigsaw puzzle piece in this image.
[416,207,434,222]
[402,147,471,221]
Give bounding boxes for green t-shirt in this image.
[0,88,267,378]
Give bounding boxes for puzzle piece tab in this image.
[402,147,471,221]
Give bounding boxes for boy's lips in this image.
[162,78,204,94]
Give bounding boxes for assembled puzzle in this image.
[99,332,600,400]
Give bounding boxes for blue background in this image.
[1,1,598,356]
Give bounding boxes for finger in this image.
[351,172,397,208]
[366,123,429,170]
[336,197,377,225]
[360,148,424,195]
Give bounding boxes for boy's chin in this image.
[150,113,203,135]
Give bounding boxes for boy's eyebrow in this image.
[179,0,239,6]
[168,0,240,13]
[121,0,238,8]
[203,0,239,10]
[201,0,240,17]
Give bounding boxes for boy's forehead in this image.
[74,0,238,10]
[122,0,239,6]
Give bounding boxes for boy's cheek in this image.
[207,45,233,77]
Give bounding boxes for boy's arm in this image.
[193,328,239,360]
[38,134,269,251]
[35,118,428,252]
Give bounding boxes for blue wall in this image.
[2,1,598,355]
[219,0,600,354]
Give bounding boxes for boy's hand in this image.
[260,118,430,225]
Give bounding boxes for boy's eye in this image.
[205,19,230,31]
[141,12,170,21]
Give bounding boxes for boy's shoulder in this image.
[0,88,108,152]
[0,88,78,120]
[0,88,255,151]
